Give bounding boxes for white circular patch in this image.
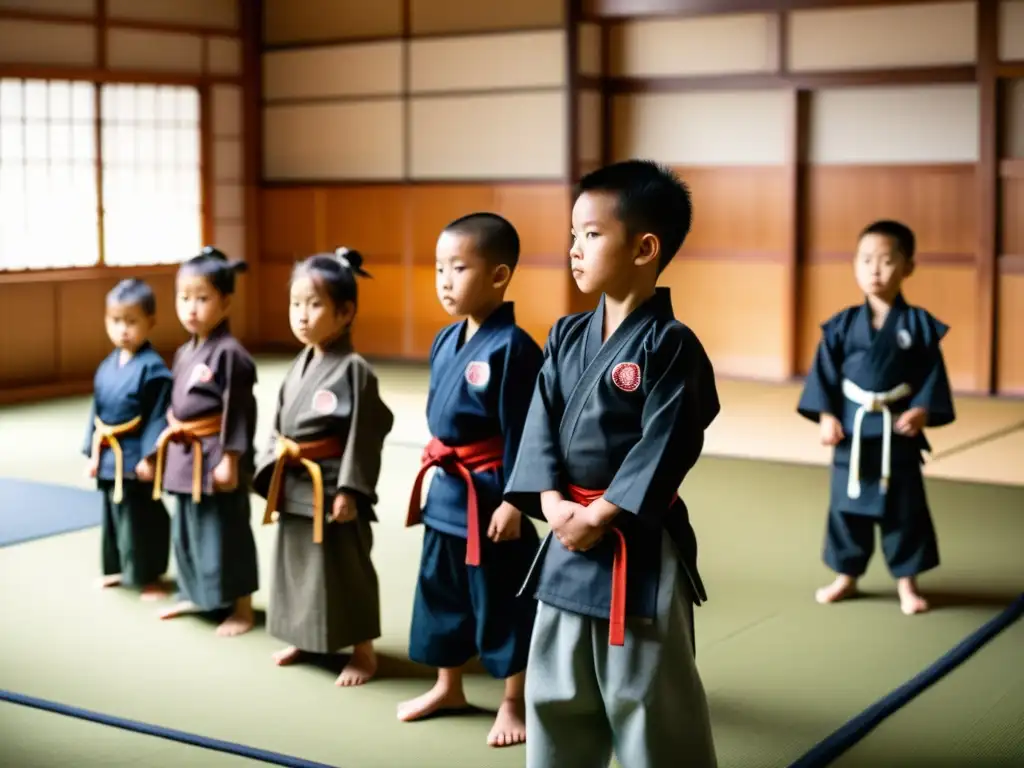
[465,361,491,389]
[896,329,913,350]
[312,389,338,415]
[189,363,213,387]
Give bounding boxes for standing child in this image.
[798,220,955,616]
[152,246,260,637]
[253,247,394,687]
[399,213,543,749]
[85,278,172,598]
[503,160,720,768]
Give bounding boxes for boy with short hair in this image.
[84,278,173,598]
[504,160,720,768]
[400,213,544,748]
[798,219,955,616]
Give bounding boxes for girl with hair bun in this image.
[151,245,260,638]
[253,246,394,686]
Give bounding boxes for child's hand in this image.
[895,407,927,437]
[134,458,154,482]
[820,413,845,446]
[331,492,357,524]
[85,458,98,478]
[558,508,606,553]
[487,502,522,542]
[212,453,238,491]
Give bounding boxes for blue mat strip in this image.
[0,690,338,768]
[788,593,1024,768]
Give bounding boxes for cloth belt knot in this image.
[91,415,143,503]
[261,434,345,544]
[151,411,222,502]
[406,435,504,567]
[841,379,913,499]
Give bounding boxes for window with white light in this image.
[0,78,204,272]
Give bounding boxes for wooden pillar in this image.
[976,0,999,394]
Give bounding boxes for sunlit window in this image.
[101,84,202,267]
[0,78,204,272]
[0,79,99,271]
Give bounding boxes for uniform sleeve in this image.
[503,323,566,515]
[498,334,545,473]
[139,364,172,458]
[218,347,257,456]
[336,360,394,504]
[797,319,844,423]
[602,326,717,522]
[911,313,956,428]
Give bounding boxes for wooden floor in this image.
[0,355,1021,490]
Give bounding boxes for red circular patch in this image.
[611,362,641,392]
[465,361,490,388]
[312,389,338,414]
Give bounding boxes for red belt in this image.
[407,435,504,567]
[567,484,678,647]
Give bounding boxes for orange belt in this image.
[407,435,504,567]
[151,412,222,502]
[90,415,142,504]
[567,484,678,647]
[261,434,345,544]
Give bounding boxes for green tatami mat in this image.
[1,455,1022,767]
[831,618,1024,768]
[0,702,263,767]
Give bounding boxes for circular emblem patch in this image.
[465,361,491,389]
[896,329,913,350]
[312,389,338,415]
[611,362,641,392]
[189,363,213,387]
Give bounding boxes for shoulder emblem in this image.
[188,363,214,387]
[896,328,913,350]
[611,362,641,392]
[465,361,491,389]
[312,389,338,415]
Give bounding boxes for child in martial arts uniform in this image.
[151,246,260,637]
[84,279,172,598]
[399,213,543,748]
[504,160,720,768]
[253,247,394,687]
[798,220,955,616]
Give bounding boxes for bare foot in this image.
[897,577,929,615]
[95,574,122,589]
[272,646,302,666]
[487,698,527,748]
[336,643,377,687]
[158,600,198,620]
[139,582,170,602]
[397,678,468,722]
[815,574,858,604]
[216,598,254,637]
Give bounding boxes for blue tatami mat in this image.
[0,477,101,547]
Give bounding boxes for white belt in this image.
[841,379,912,500]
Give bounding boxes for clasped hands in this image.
[820,407,928,446]
[542,491,620,553]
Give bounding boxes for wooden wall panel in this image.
[996,268,1024,395]
[660,166,791,379]
[0,284,58,387]
[258,182,570,359]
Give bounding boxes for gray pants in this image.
[525,533,717,768]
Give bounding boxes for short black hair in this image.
[442,212,520,270]
[107,278,156,316]
[291,247,371,310]
[576,159,693,274]
[860,220,916,261]
[178,245,248,296]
